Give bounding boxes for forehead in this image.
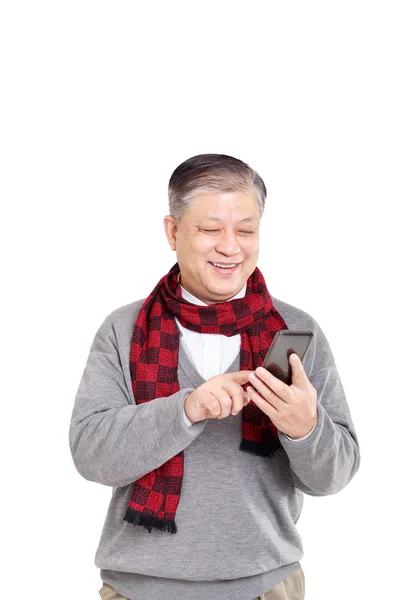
[188,191,259,221]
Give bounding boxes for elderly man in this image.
[69,153,360,600]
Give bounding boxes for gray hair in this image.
[168,154,266,222]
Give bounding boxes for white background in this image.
[1,1,399,599]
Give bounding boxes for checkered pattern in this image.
[124,262,288,534]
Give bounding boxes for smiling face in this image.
[164,190,260,304]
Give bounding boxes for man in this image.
[69,154,360,600]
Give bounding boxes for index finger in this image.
[227,370,252,384]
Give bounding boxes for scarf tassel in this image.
[240,437,282,458]
[123,438,282,535]
[124,507,178,534]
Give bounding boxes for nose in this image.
[215,229,241,256]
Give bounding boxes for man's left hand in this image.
[246,353,317,439]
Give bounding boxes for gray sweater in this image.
[69,295,360,600]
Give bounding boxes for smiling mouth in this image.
[208,261,242,273]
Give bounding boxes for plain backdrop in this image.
[1,1,399,599]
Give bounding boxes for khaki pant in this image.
[99,567,305,600]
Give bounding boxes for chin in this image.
[207,278,245,297]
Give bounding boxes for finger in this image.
[228,370,251,384]
[204,390,223,418]
[247,385,279,419]
[220,377,248,399]
[230,389,249,415]
[209,389,232,419]
[248,374,285,410]
[289,353,308,386]
[251,368,291,403]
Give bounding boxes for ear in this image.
[164,216,178,251]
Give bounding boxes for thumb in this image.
[289,353,307,384]
[228,370,252,384]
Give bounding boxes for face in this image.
[164,190,260,304]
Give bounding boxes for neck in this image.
[178,274,246,305]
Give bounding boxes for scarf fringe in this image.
[123,440,282,534]
[124,507,178,534]
[240,437,282,458]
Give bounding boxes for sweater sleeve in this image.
[277,316,361,496]
[69,314,204,488]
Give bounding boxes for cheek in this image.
[242,238,259,257]
[177,234,215,257]
[192,236,215,254]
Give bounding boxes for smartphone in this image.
[261,330,314,385]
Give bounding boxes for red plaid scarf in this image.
[124,262,288,533]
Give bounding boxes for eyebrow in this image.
[200,216,257,223]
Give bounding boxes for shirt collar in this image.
[178,273,247,306]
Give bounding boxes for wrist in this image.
[287,414,318,440]
[184,393,198,424]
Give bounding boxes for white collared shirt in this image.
[175,277,316,441]
[175,281,246,381]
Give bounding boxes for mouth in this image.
[208,261,242,275]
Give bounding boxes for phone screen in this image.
[261,330,313,385]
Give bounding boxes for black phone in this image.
[261,330,314,385]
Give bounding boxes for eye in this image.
[238,230,255,235]
[201,229,220,233]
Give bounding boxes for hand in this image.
[246,353,317,439]
[184,371,251,423]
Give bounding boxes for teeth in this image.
[211,262,237,268]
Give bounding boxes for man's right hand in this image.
[184,371,252,423]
